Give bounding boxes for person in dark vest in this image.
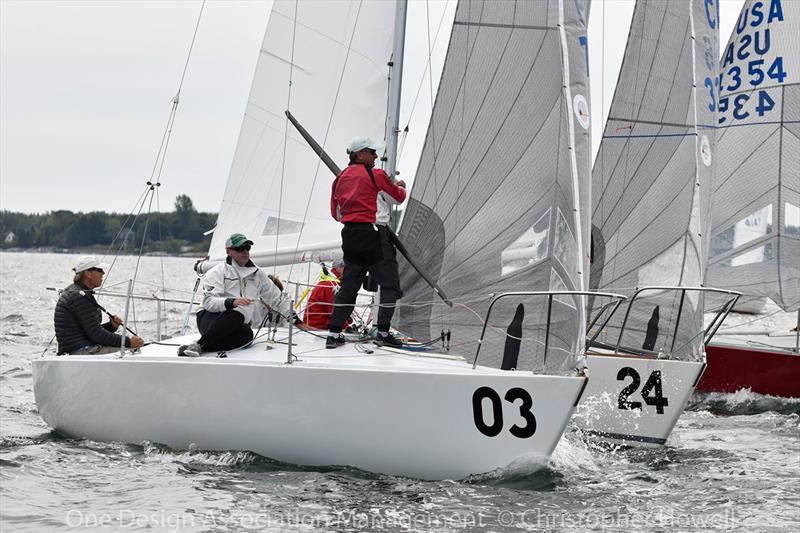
[326,137,407,349]
[53,255,144,355]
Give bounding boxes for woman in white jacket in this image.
[178,233,293,356]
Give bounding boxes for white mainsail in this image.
[589,0,719,359]
[396,0,593,373]
[209,0,396,264]
[707,0,799,312]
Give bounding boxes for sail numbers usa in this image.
[718,0,787,125]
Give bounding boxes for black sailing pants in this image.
[196,309,253,352]
[328,223,403,333]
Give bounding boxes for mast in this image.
[385,0,408,178]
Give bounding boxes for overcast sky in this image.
[1,0,745,215]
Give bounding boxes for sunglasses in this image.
[232,245,251,252]
[88,268,105,274]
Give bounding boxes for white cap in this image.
[73,255,108,273]
[346,137,385,154]
[331,257,345,268]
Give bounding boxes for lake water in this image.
[1,252,798,532]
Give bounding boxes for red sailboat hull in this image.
[698,343,800,398]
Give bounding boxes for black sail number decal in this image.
[617,367,669,414]
[505,387,537,438]
[472,386,537,438]
[617,367,643,410]
[472,387,503,437]
[641,370,669,414]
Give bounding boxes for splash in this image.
[690,389,800,415]
[140,441,264,467]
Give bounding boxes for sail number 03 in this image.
[617,367,669,415]
[472,387,536,438]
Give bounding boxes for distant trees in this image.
[0,195,217,253]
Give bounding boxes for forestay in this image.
[589,0,719,360]
[209,0,396,264]
[397,0,593,374]
[706,0,799,312]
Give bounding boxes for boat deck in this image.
[103,328,511,376]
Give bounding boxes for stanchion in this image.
[119,279,133,358]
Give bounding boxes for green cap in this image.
[225,233,254,248]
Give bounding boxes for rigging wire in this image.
[103,184,155,283]
[130,185,160,331]
[155,184,167,333]
[424,0,440,210]
[397,0,453,160]
[96,1,205,336]
[274,0,300,274]
[450,0,470,336]
[102,186,150,261]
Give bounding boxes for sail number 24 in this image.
[617,367,669,415]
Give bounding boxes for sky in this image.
[1,0,746,215]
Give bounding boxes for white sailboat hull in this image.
[33,333,586,480]
[575,354,704,446]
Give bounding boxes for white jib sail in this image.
[209,0,397,265]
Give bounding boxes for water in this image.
[1,252,798,532]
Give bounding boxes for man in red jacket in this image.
[326,137,406,349]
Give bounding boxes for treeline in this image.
[0,195,216,254]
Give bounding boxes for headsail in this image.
[589,0,720,359]
[209,0,396,264]
[707,0,799,312]
[397,0,593,373]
